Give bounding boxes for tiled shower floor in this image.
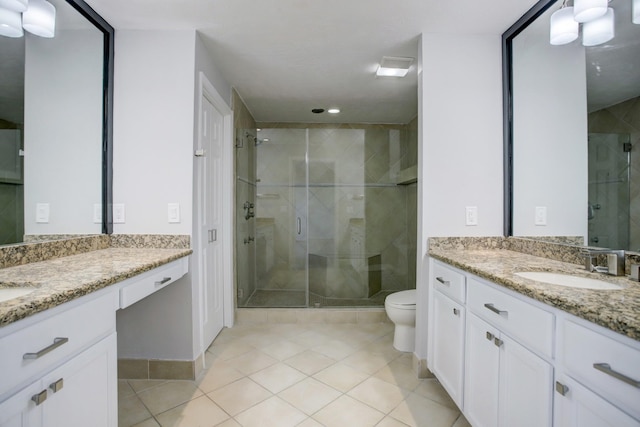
[118,322,471,427]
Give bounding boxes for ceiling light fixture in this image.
[376,56,413,78]
[550,5,579,45]
[582,7,615,45]
[0,0,55,39]
[327,108,340,114]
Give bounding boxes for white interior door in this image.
[199,93,224,347]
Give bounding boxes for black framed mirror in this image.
[503,0,640,251]
[0,0,113,244]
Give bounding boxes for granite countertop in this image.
[429,248,640,341]
[0,247,192,327]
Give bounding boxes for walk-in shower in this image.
[235,123,418,308]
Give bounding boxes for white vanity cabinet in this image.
[430,262,466,408]
[0,291,118,427]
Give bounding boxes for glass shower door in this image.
[587,133,630,249]
[251,128,308,307]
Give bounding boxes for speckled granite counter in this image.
[429,247,640,341]
[0,246,192,327]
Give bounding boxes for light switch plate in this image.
[465,206,478,226]
[113,204,125,224]
[36,203,49,223]
[168,203,180,223]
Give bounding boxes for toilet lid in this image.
[386,289,416,306]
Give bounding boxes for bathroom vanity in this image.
[0,240,190,427]
[428,243,640,427]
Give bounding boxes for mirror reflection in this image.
[0,0,105,245]
[508,0,640,252]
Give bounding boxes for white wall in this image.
[24,30,103,235]
[114,30,232,362]
[512,22,588,238]
[416,33,505,360]
[113,30,196,235]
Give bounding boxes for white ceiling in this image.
[83,0,538,124]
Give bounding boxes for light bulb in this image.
[582,8,615,46]
[22,0,55,38]
[574,0,608,23]
[550,7,579,45]
[0,0,28,13]
[0,6,23,37]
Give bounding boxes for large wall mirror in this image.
[0,0,113,246]
[503,0,640,252]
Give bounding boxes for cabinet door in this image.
[41,334,117,427]
[432,291,465,408]
[464,313,500,427]
[554,375,639,427]
[0,382,43,427]
[499,333,553,427]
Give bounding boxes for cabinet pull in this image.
[31,390,47,406]
[494,337,503,347]
[50,378,64,393]
[484,303,508,316]
[453,308,459,315]
[593,363,640,388]
[436,277,450,286]
[155,277,172,286]
[23,337,69,360]
[555,381,569,396]
[486,331,494,341]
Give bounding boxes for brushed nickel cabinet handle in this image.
[436,277,450,286]
[555,381,569,396]
[31,390,47,406]
[494,337,504,347]
[155,277,171,286]
[486,331,494,341]
[23,337,69,360]
[453,308,459,315]
[593,363,640,388]
[50,378,64,393]
[484,303,508,316]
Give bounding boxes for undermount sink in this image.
[0,287,37,303]
[515,272,623,290]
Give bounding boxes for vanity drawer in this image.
[467,278,554,358]
[432,261,466,304]
[0,291,117,399]
[561,319,640,420]
[119,258,188,309]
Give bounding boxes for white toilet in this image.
[384,289,417,352]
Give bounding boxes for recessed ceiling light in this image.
[327,108,340,114]
[311,108,325,114]
[376,56,413,78]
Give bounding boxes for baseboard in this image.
[235,307,391,324]
[118,353,204,380]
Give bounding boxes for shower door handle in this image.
[297,217,301,235]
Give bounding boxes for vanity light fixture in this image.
[376,56,413,77]
[549,0,629,45]
[0,0,55,39]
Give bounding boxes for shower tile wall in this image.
[233,90,257,306]
[589,96,640,251]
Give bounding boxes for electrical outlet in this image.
[535,206,547,226]
[168,203,180,223]
[36,203,49,223]
[465,206,478,226]
[93,204,102,223]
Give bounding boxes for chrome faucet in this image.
[581,248,625,276]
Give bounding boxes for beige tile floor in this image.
[118,322,471,427]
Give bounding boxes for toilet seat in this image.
[385,289,416,309]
